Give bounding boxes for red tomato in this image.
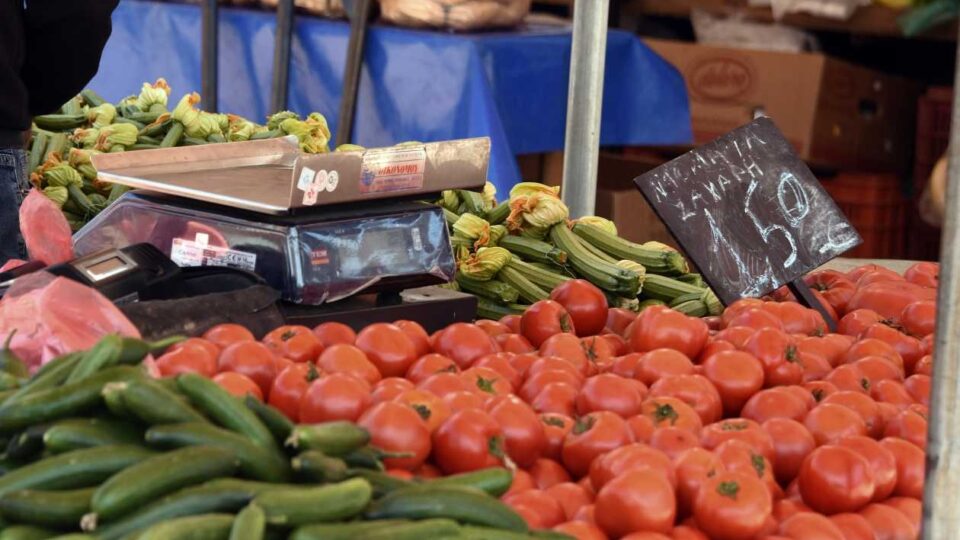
[700,419,774,462]
[394,320,432,358]
[262,325,323,363]
[370,377,414,404]
[529,458,572,489]
[904,261,938,288]
[859,324,921,375]
[880,497,922,537]
[213,372,262,401]
[434,322,500,369]
[218,341,278,397]
[726,307,787,332]
[763,301,823,336]
[721,298,766,327]
[634,349,695,387]
[900,300,936,338]
[500,314,522,333]
[561,411,634,478]
[600,334,629,358]
[166,338,220,362]
[203,324,255,348]
[671,525,710,540]
[607,308,638,336]
[846,281,936,322]
[611,353,643,379]
[155,343,218,378]
[521,369,583,402]
[315,344,380,386]
[853,267,905,287]
[741,387,809,424]
[674,447,724,518]
[883,408,928,450]
[904,374,930,407]
[650,426,700,460]
[829,513,876,540]
[713,439,780,500]
[393,389,450,433]
[825,364,872,394]
[742,328,803,387]
[804,403,868,446]
[358,401,430,470]
[855,356,904,388]
[550,280,609,337]
[783,385,817,410]
[506,468,537,496]
[798,445,875,514]
[540,333,591,375]
[649,374,723,425]
[432,408,505,474]
[805,271,857,314]
[837,435,898,502]
[546,482,594,521]
[553,521,608,540]
[270,362,318,419]
[762,418,816,485]
[541,414,574,461]
[694,470,773,540]
[838,309,886,337]
[488,395,546,468]
[580,335,616,368]
[576,374,645,418]
[774,498,812,522]
[475,319,512,337]
[354,323,418,377]
[522,300,576,348]
[804,381,839,404]
[405,353,458,384]
[503,489,566,529]
[312,321,356,347]
[595,468,676,537]
[473,353,522,390]
[495,333,536,354]
[627,414,654,443]
[820,391,882,438]
[299,373,371,423]
[859,503,917,540]
[530,382,579,416]
[697,340,737,364]
[417,372,473,398]
[778,512,845,540]
[629,306,709,360]
[638,396,703,434]
[462,366,513,397]
[441,390,485,415]
[714,326,756,349]
[914,354,933,377]
[700,351,765,416]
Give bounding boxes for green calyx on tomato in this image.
[750,453,766,478]
[812,388,825,402]
[488,435,506,459]
[411,403,431,420]
[572,415,596,435]
[542,416,566,428]
[721,421,749,432]
[281,329,297,342]
[717,481,740,500]
[306,363,320,382]
[560,313,573,333]
[476,376,499,394]
[653,403,680,426]
[860,378,871,391]
[581,340,598,362]
[785,345,799,362]
[440,364,458,374]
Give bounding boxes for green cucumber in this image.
[109,377,207,425]
[0,445,155,498]
[291,451,348,483]
[177,374,275,450]
[459,526,548,539]
[342,446,387,470]
[253,478,372,527]
[0,487,95,529]
[43,418,143,453]
[426,467,513,497]
[347,468,413,497]
[364,485,528,532]
[0,332,28,378]
[243,396,294,445]
[3,353,83,406]
[363,518,461,540]
[4,424,51,461]
[285,422,369,456]
[91,446,239,521]
[228,504,265,540]
[288,520,410,540]
[136,514,234,540]
[145,422,290,482]
[65,335,123,384]
[0,526,57,540]
[0,366,142,431]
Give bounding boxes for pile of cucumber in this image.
[0,336,567,540]
[440,183,723,320]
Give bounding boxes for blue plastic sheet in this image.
[90,0,691,192]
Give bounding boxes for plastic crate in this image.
[820,173,909,260]
[910,87,952,261]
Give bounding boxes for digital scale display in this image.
[79,254,134,282]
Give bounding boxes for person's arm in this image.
[21,0,120,117]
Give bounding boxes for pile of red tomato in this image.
[153,260,939,540]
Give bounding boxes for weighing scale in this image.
[71,136,488,333]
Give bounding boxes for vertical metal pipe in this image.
[271,0,296,113]
[922,24,960,540]
[560,0,610,218]
[201,0,219,112]
[336,0,373,147]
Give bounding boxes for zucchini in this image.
[497,266,549,303]
[136,135,160,145]
[364,485,528,532]
[160,122,184,148]
[181,136,208,146]
[43,418,143,453]
[253,478,372,527]
[577,235,619,264]
[549,224,640,297]
[177,374,275,450]
[90,446,239,521]
[112,117,145,130]
[475,298,525,321]
[457,190,487,218]
[109,377,207,426]
[128,143,159,151]
[285,422,370,456]
[498,236,567,266]
[33,114,86,131]
[363,518,460,540]
[572,222,688,275]
[0,445,155,498]
[456,274,520,304]
[60,96,84,116]
[641,274,703,303]
[291,451,348,483]
[145,422,291,482]
[124,111,163,125]
[0,487,95,529]
[242,396,293,446]
[504,258,571,290]
[80,90,106,108]
[678,273,705,287]
[487,201,510,225]
[139,117,172,138]
[288,520,410,540]
[43,133,71,163]
[228,504,265,540]
[0,366,142,432]
[136,513,234,540]
[28,131,50,173]
[425,467,513,497]
[207,133,227,144]
[671,299,708,317]
[249,129,281,141]
[442,207,460,228]
[0,526,57,540]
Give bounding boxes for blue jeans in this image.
[0,149,28,262]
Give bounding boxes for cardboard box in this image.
[595,152,680,249]
[645,39,920,172]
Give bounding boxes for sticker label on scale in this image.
[297,167,316,191]
[170,238,257,272]
[359,146,427,194]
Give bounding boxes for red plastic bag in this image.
[0,259,27,272]
[20,189,74,265]
[0,272,141,373]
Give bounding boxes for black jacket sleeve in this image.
[21,0,120,116]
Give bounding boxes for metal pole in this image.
[335,0,373,147]
[271,0,296,113]
[201,0,219,112]
[922,24,960,540]
[560,0,610,218]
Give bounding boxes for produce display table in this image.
[89,0,692,192]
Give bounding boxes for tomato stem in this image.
[572,415,596,435]
[411,403,431,421]
[717,481,740,500]
[488,435,506,459]
[653,403,679,426]
[750,453,766,478]
[542,416,567,428]
[476,376,498,394]
[720,421,748,431]
[559,313,573,334]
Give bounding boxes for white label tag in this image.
[297,166,316,191]
[170,238,257,272]
[359,146,427,194]
[327,170,339,192]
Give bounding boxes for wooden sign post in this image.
[634,118,861,331]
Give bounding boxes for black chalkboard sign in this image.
[634,118,861,321]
